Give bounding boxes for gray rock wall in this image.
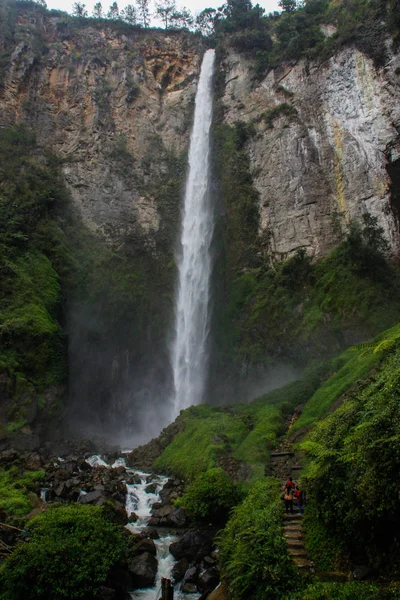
[220,46,400,260]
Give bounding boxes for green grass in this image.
[0,468,44,516]
[292,322,400,432]
[154,405,248,479]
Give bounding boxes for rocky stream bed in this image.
[0,442,221,600]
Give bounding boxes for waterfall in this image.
[170,49,216,418]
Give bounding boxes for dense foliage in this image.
[0,504,128,600]
[0,127,69,431]
[292,581,400,599]
[218,478,298,599]
[300,341,400,574]
[176,467,240,521]
[212,0,400,77]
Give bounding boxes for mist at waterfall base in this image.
[64,50,301,448]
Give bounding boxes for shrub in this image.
[176,467,240,521]
[0,504,128,600]
[218,478,298,600]
[300,341,400,573]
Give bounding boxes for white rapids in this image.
[169,49,216,418]
[126,470,198,600]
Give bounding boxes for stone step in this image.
[284,514,302,520]
[271,452,294,458]
[288,548,308,558]
[284,523,302,530]
[286,539,305,548]
[293,557,313,569]
[284,531,303,540]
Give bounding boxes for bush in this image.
[176,467,240,521]
[292,581,400,599]
[0,504,128,600]
[300,341,400,573]
[218,478,298,600]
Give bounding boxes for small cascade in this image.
[125,469,198,600]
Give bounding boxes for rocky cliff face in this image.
[1,9,202,246]
[220,44,400,260]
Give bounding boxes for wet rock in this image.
[78,490,106,505]
[147,517,160,526]
[203,556,216,566]
[94,586,116,599]
[168,507,187,527]
[183,566,198,584]
[172,558,189,582]
[145,483,157,494]
[169,530,213,562]
[129,512,138,523]
[181,583,197,593]
[140,526,159,539]
[134,538,157,556]
[152,504,173,518]
[197,568,220,594]
[128,552,158,588]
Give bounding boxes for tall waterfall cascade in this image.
[170,49,216,417]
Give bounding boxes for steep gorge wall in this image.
[219,43,400,260]
[0,6,203,441]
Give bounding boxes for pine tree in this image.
[92,2,103,18]
[107,1,119,19]
[136,0,150,27]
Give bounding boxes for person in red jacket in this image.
[294,485,303,514]
[285,476,294,490]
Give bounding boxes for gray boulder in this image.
[128,552,158,588]
[169,530,212,562]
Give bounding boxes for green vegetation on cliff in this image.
[213,0,400,76]
[0,127,69,431]
[300,338,400,574]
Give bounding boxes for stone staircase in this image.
[283,513,313,570]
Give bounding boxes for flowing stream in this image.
[124,468,199,600]
[170,49,216,418]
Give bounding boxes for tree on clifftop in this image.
[92,1,104,17]
[136,0,150,26]
[72,1,88,17]
[155,0,176,27]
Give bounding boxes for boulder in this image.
[183,566,198,584]
[94,586,116,599]
[152,504,173,518]
[197,568,220,594]
[144,483,156,494]
[134,538,157,556]
[78,490,106,505]
[128,552,158,588]
[140,527,159,540]
[169,531,212,562]
[172,558,189,582]
[168,507,187,528]
[181,583,197,593]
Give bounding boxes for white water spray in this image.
[170,49,216,417]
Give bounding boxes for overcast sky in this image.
[45,0,281,22]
